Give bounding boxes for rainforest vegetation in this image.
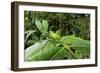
[24,11,90,61]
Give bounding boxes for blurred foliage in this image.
[24,11,90,61]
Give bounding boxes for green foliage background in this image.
[24,11,90,61]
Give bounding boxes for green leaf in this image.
[25,42,56,61]
[49,30,61,40]
[25,41,69,61]
[35,20,43,32]
[61,36,90,48]
[60,36,90,58]
[35,20,48,33]
[42,20,48,33]
[56,29,61,37]
[25,40,48,61]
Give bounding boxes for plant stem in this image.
[62,44,76,59]
[50,48,65,60]
[39,40,48,60]
[41,40,48,52]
